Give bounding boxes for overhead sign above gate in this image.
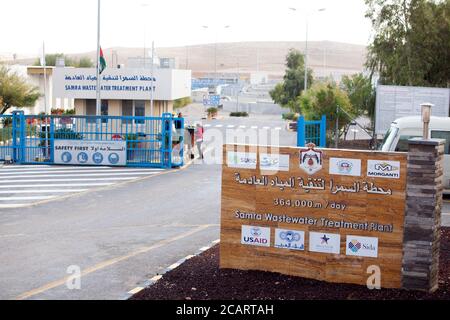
[52,67,191,101]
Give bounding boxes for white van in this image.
[379,116,450,194]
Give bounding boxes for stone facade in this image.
[402,138,445,292]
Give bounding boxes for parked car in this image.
[379,116,450,193]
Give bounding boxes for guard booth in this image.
[0,111,184,168]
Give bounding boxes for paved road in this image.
[0,165,166,209]
[0,162,221,300]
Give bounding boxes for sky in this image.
[0,0,373,57]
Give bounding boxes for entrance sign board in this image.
[220,144,407,288]
[54,140,127,166]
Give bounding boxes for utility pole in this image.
[335,105,340,149]
[150,40,154,116]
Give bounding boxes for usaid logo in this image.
[367,160,400,179]
[346,235,378,258]
[241,225,270,247]
[274,229,305,251]
[227,152,257,169]
[329,158,361,177]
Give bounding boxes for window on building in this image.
[431,131,450,154]
[86,99,96,123]
[134,100,145,124]
[101,100,108,123]
[122,100,133,124]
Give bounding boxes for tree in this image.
[341,73,376,121]
[365,0,450,87]
[0,65,40,115]
[298,81,355,142]
[270,49,313,112]
[34,54,93,68]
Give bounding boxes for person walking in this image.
[195,122,204,160]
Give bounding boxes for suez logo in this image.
[227,152,290,171]
[367,160,401,179]
[346,235,378,258]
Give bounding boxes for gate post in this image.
[11,110,25,163]
[297,116,305,147]
[402,138,445,292]
[320,115,326,147]
[162,113,173,168]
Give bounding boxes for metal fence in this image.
[0,111,184,168]
[297,115,326,148]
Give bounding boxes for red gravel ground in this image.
[131,227,450,300]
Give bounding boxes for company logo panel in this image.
[329,157,362,177]
[367,160,400,179]
[260,154,290,172]
[274,229,305,251]
[227,152,257,169]
[241,225,271,247]
[309,232,341,254]
[345,235,378,257]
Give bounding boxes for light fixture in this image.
[421,102,433,140]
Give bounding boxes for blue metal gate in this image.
[0,111,184,168]
[297,115,326,147]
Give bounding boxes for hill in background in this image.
[8,41,367,80]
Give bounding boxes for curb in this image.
[121,238,220,300]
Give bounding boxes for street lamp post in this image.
[202,25,230,86]
[289,7,326,91]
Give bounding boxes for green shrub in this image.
[39,128,83,146]
[207,107,218,117]
[282,112,299,121]
[1,117,12,127]
[173,97,192,109]
[230,112,249,117]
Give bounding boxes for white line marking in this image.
[239,125,246,129]
[0,177,138,183]
[150,275,162,282]
[0,166,111,171]
[227,125,235,128]
[168,263,180,270]
[128,287,144,295]
[184,255,195,260]
[251,126,258,129]
[274,127,282,130]
[212,239,220,244]
[0,204,30,208]
[0,196,56,201]
[263,126,271,130]
[215,124,223,128]
[0,172,160,179]
[0,183,113,188]
[0,169,163,175]
[203,124,211,128]
[0,189,88,194]
[199,246,210,251]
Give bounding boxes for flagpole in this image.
[95,0,101,116]
[150,40,154,117]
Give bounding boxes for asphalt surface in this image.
[0,162,221,300]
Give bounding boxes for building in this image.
[52,67,191,117]
[7,65,74,115]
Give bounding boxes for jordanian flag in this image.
[99,47,106,74]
